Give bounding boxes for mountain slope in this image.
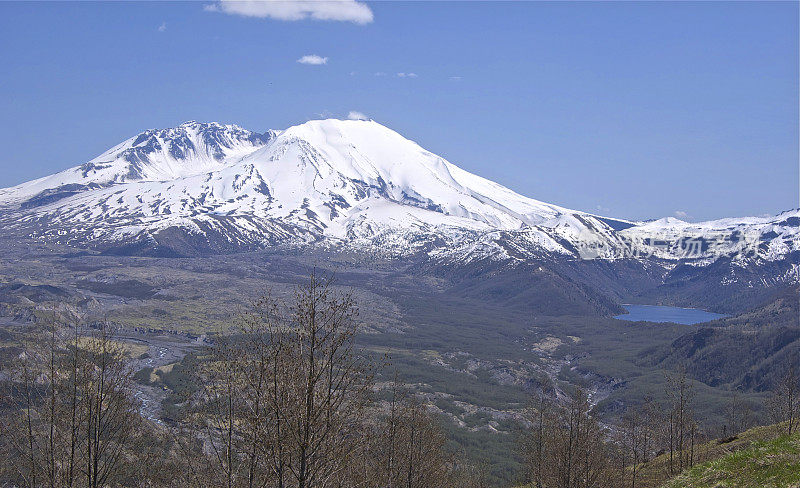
[0,119,796,314]
[0,119,634,256]
[638,285,800,390]
[1,118,795,262]
[624,422,800,488]
[662,430,800,488]
[0,121,275,206]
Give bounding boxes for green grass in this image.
[663,432,800,488]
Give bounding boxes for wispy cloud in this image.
[204,0,373,24]
[158,22,167,32]
[674,210,689,219]
[347,111,369,121]
[396,72,418,78]
[374,72,386,77]
[297,54,328,65]
[449,76,462,81]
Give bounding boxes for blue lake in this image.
[614,304,727,325]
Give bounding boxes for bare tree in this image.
[769,365,800,436]
[621,395,660,488]
[663,365,695,475]
[723,390,753,438]
[79,322,141,488]
[2,318,140,488]
[196,333,249,488]
[398,397,452,488]
[276,274,374,488]
[524,388,616,488]
[363,381,452,488]
[525,390,551,488]
[193,273,375,488]
[363,377,406,488]
[617,405,645,488]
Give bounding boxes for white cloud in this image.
[449,76,462,81]
[396,72,418,78]
[204,0,373,24]
[374,72,386,77]
[674,210,689,219]
[347,111,369,121]
[297,54,328,65]
[158,22,167,32]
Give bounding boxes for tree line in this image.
[0,275,487,488]
[520,362,800,488]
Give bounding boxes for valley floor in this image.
[0,237,797,486]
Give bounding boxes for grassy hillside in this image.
[631,423,798,488]
[514,424,800,488]
[662,431,800,488]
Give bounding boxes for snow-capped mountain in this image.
[0,122,276,206]
[620,211,800,264]
[0,119,797,270]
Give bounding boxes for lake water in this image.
[614,304,727,325]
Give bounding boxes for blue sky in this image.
[0,1,797,221]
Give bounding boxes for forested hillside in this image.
[638,285,800,391]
